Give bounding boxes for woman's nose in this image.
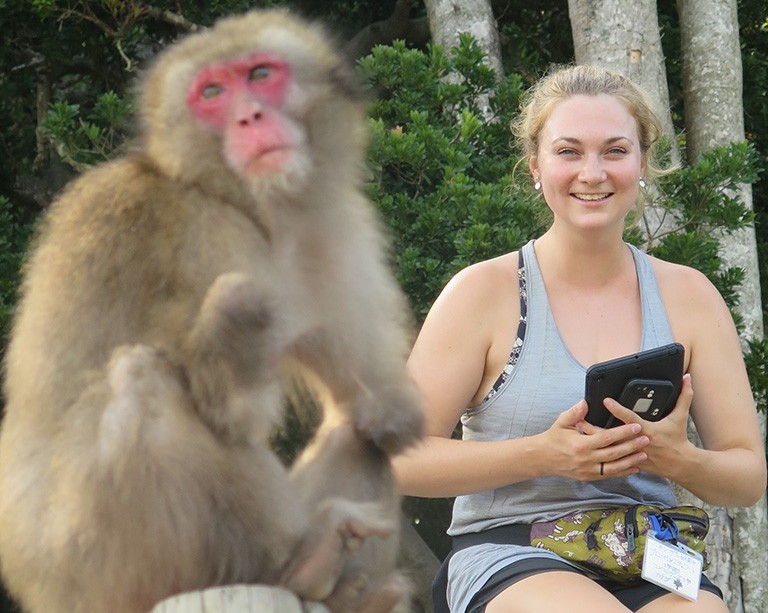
[578,155,607,183]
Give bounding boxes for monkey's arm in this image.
[273,201,422,453]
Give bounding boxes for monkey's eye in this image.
[201,83,225,99]
[248,65,273,81]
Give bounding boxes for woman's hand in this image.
[600,373,695,479]
[538,400,650,481]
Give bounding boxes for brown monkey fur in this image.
[0,10,422,613]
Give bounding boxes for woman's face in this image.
[529,93,646,234]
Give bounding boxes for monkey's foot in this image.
[107,345,180,400]
[192,272,276,374]
[281,499,393,603]
[324,571,410,613]
[100,345,186,460]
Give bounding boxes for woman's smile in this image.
[572,192,612,202]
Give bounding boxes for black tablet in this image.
[584,342,685,428]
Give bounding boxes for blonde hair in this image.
[511,64,676,217]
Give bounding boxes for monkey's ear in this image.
[329,62,370,103]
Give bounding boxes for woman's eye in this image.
[557,148,578,156]
[249,65,272,81]
[201,83,224,99]
[607,147,628,155]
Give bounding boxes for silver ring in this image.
[600,462,605,476]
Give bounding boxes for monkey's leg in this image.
[97,344,312,605]
[280,496,393,602]
[287,423,410,612]
[183,271,282,443]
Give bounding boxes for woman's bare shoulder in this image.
[647,255,720,300]
[450,251,520,293]
[647,254,733,350]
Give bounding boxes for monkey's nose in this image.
[238,111,263,127]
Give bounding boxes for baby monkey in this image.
[0,9,422,613]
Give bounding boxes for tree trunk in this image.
[568,0,676,150]
[677,1,767,611]
[567,0,678,241]
[424,0,503,79]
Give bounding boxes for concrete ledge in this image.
[151,585,329,613]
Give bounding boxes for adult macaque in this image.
[0,10,422,613]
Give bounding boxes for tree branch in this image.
[57,6,120,38]
[141,6,201,33]
[344,0,431,59]
[32,67,51,172]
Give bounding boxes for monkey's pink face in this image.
[187,52,304,178]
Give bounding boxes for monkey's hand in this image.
[353,383,424,455]
[283,330,425,455]
[281,499,393,603]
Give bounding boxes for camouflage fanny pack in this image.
[530,504,710,582]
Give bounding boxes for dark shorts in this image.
[466,557,723,612]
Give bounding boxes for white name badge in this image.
[641,532,703,601]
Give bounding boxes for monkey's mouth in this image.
[245,146,296,176]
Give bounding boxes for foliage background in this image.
[2,0,765,341]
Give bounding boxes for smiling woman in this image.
[393,64,766,613]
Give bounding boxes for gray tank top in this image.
[448,239,677,536]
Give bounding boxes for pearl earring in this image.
[639,177,647,189]
[534,179,541,190]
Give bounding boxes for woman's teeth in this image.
[574,193,609,201]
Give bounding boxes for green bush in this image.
[0,196,35,346]
[360,36,546,320]
[43,91,134,170]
